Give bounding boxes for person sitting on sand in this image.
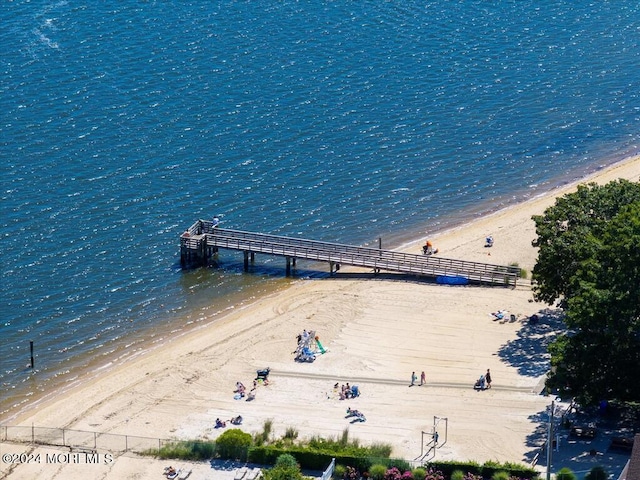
[230,415,243,425]
[346,407,366,422]
[235,382,246,394]
[215,418,226,428]
[165,466,177,477]
[422,240,438,255]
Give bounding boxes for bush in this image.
[556,467,577,480]
[423,467,445,480]
[340,427,350,446]
[154,440,216,460]
[261,453,305,480]
[425,460,536,480]
[263,465,304,480]
[216,429,252,460]
[491,472,510,480]
[384,459,412,473]
[254,419,274,446]
[284,427,299,440]
[463,474,483,480]
[369,464,387,480]
[508,262,527,279]
[369,443,393,458]
[384,467,403,480]
[412,467,426,480]
[585,466,608,480]
[450,471,464,480]
[275,453,298,469]
[333,464,346,479]
[344,466,361,480]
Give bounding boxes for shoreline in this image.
[2,154,635,425]
[2,155,639,479]
[4,155,639,428]
[401,155,640,261]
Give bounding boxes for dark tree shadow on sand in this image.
[496,308,565,379]
[523,406,553,465]
[510,310,639,475]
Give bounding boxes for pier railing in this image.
[180,220,519,287]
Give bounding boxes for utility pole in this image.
[546,400,554,480]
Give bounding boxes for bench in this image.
[609,437,634,452]
[570,426,596,439]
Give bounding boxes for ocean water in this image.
[1,1,639,420]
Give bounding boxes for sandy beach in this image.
[2,156,639,480]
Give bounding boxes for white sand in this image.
[2,157,639,480]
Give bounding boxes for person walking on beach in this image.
[420,371,426,386]
[485,369,492,389]
[410,371,417,386]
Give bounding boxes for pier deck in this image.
[180,220,519,287]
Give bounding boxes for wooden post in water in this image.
[30,341,34,369]
[201,235,208,267]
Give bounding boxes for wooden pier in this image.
[180,219,519,287]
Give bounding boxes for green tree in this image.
[531,179,640,305]
[555,467,576,480]
[531,180,640,404]
[585,466,608,480]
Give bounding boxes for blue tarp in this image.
[436,275,469,285]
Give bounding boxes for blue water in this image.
[2,1,639,419]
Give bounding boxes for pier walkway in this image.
[180,220,519,287]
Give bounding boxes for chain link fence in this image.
[1,425,169,454]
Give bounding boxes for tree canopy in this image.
[531,179,640,404]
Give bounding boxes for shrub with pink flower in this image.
[463,474,483,480]
[384,467,403,480]
[343,466,360,480]
[401,470,414,480]
[423,467,445,480]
